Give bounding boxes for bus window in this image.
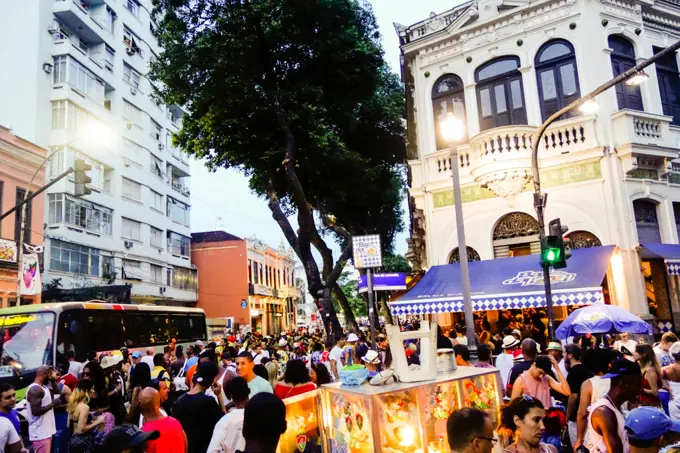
[0,312,55,374]
[189,315,207,341]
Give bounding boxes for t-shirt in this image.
[507,360,534,393]
[206,408,245,453]
[0,417,19,452]
[566,363,593,422]
[67,360,83,378]
[151,366,169,380]
[142,416,186,453]
[142,356,155,368]
[139,408,168,428]
[173,393,224,453]
[655,345,674,367]
[0,409,20,438]
[247,376,273,398]
[184,356,199,372]
[274,382,316,399]
[329,346,343,367]
[186,364,198,386]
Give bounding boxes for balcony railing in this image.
[423,114,600,186]
[611,110,679,156]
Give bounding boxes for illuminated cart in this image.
[317,367,502,453]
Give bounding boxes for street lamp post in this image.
[532,38,680,340]
[440,112,477,350]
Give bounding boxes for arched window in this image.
[609,35,643,111]
[654,46,680,126]
[492,212,540,258]
[475,57,527,131]
[634,199,661,243]
[432,74,466,150]
[535,40,581,121]
[565,231,602,249]
[448,246,481,264]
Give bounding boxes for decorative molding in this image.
[432,158,603,208]
[599,0,642,23]
[642,11,680,33]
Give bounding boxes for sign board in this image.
[352,235,382,269]
[0,239,17,263]
[240,299,247,309]
[358,273,407,293]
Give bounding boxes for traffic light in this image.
[540,218,571,269]
[73,159,92,197]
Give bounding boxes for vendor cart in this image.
[309,366,502,453]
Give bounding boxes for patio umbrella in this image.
[555,304,652,340]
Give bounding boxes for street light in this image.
[14,119,112,304]
[625,70,650,86]
[579,98,600,115]
[531,39,676,340]
[439,112,476,350]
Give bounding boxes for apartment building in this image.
[0,0,197,305]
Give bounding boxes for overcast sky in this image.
[188,0,457,256]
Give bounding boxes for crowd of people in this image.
[4,318,680,453]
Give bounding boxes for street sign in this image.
[240,299,247,309]
[352,235,382,269]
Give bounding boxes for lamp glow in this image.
[81,118,113,146]
[396,425,416,447]
[579,99,600,114]
[625,71,649,86]
[439,112,466,143]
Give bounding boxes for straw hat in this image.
[502,335,520,349]
[101,355,123,369]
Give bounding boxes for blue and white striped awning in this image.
[640,243,680,275]
[389,246,614,316]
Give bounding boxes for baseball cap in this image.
[625,407,680,441]
[602,358,641,379]
[195,340,204,347]
[102,424,159,453]
[131,351,142,359]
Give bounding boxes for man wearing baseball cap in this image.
[102,423,159,453]
[583,359,642,453]
[625,406,680,452]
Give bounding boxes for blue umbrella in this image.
[555,304,652,340]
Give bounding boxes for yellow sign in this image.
[0,314,39,327]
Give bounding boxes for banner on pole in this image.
[358,273,407,293]
[352,235,382,269]
[21,253,41,296]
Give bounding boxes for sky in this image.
[188,0,458,256]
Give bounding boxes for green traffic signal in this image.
[543,248,561,263]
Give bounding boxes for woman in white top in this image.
[207,377,249,453]
[662,342,680,420]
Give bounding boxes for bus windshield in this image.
[0,312,55,377]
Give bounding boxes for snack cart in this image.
[277,367,500,453]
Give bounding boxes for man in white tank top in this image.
[26,366,59,453]
[584,359,642,453]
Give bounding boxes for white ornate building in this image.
[397,0,680,330]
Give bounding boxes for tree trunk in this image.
[381,294,394,325]
[332,283,359,332]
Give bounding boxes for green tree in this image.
[332,270,367,319]
[382,253,412,273]
[151,0,405,339]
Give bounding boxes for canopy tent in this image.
[389,246,615,316]
[640,243,680,275]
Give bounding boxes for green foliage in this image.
[150,0,406,247]
[381,253,412,274]
[332,270,367,317]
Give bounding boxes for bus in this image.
[0,302,207,398]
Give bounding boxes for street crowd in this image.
[2,316,680,453]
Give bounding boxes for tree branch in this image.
[266,178,301,258]
[326,243,353,289]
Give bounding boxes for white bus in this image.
[0,301,207,398]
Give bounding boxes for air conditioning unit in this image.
[130,87,137,95]
[48,24,61,35]
[126,121,133,130]
[125,47,136,56]
[104,99,112,111]
[124,240,134,249]
[158,143,164,150]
